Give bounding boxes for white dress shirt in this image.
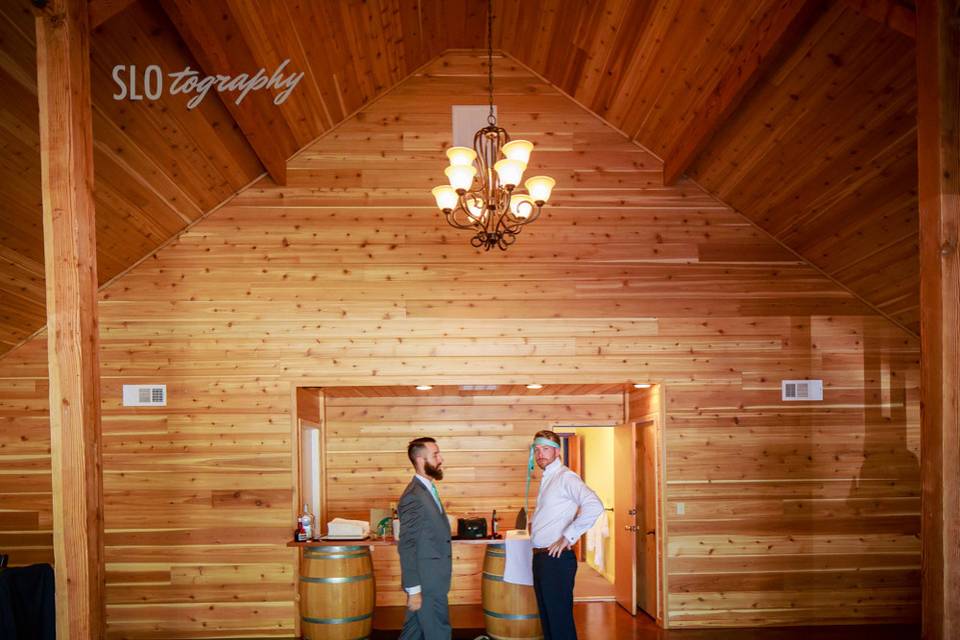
[530,459,604,548]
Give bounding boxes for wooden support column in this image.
[916,1,960,639]
[34,0,106,637]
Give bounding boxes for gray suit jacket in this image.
[398,477,452,595]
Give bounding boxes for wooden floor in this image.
[372,603,920,639]
[574,562,616,601]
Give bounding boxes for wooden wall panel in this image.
[0,52,919,635]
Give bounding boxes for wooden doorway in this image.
[614,385,665,624]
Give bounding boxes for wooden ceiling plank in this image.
[627,0,744,148]
[662,0,828,185]
[840,0,916,38]
[228,1,326,147]
[158,0,297,185]
[114,3,266,189]
[33,0,106,637]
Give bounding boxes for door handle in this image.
[645,530,655,536]
[628,509,637,516]
[624,525,639,532]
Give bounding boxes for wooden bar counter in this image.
[289,539,542,639]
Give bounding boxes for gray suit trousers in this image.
[398,592,452,640]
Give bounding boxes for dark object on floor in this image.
[0,563,56,640]
[372,628,487,639]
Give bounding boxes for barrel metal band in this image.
[481,572,504,582]
[301,612,373,625]
[303,545,366,552]
[299,573,373,584]
[486,550,506,557]
[304,552,369,560]
[482,609,539,621]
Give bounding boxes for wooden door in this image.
[637,419,659,618]
[564,434,586,561]
[613,421,638,614]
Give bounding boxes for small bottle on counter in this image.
[295,519,307,542]
[491,509,499,539]
[299,503,314,541]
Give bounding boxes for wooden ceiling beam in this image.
[661,0,827,186]
[34,0,106,636]
[840,0,916,38]
[916,1,960,638]
[158,0,298,185]
[88,0,136,28]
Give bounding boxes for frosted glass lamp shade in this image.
[431,185,458,210]
[494,159,526,187]
[509,194,536,219]
[446,146,477,166]
[445,164,477,191]
[502,140,534,164]
[525,176,555,203]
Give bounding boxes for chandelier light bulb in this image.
[445,164,477,192]
[502,140,534,164]
[431,185,458,211]
[494,158,526,188]
[466,200,485,221]
[510,194,536,219]
[446,146,478,166]
[525,176,556,203]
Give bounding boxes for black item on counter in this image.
[456,517,487,539]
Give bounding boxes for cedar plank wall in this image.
[323,391,623,607]
[0,52,918,635]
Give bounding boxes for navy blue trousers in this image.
[532,549,578,640]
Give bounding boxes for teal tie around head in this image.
[523,437,562,526]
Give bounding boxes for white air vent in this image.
[123,384,167,407]
[460,385,498,391]
[452,105,497,148]
[781,379,823,401]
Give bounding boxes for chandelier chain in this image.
[487,0,495,126]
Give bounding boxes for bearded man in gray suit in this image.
[398,437,452,640]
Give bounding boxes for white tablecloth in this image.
[503,529,534,586]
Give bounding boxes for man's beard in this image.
[424,461,443,481]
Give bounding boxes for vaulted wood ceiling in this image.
[0,0,919,358]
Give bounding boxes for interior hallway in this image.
[574,561,616,601]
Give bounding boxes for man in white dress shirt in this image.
[529,429,604,640]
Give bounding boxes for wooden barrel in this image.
[299,545,375,640]
[481,544,543,640]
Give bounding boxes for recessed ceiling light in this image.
[526,383,543,390]
[416,385,433,391]
[633,383,652,389]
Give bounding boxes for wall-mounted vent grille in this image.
[781,380,823,401]
[459,385,498,391]
[123,384,167,407]
[452,105,497,148]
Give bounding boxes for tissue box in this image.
[327,517,370,538]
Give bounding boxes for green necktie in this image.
[430,482,444,512]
